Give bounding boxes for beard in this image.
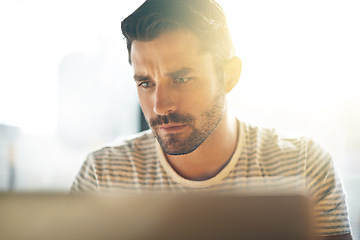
[147,89,226,156]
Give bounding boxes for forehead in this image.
[130,31,210,74]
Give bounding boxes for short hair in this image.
[121,0,235,70]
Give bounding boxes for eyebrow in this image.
[133,67,193,82]
[166,67,193,79]
[133,74,149,82]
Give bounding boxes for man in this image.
[71,0,352,239]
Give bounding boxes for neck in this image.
[165,108,238,181]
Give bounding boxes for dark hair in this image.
[121,0,235,70]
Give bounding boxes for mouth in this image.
[158,124,188,133]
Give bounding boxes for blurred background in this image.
[0,0,359,238]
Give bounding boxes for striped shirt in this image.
[71,119,351,236]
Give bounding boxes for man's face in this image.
[131,31,226,155]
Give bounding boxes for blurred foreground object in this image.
[0,193,314,240]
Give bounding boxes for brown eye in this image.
[138,81,152,88]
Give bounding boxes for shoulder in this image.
[242,121,308,154]
[239,121,321,177]
[70,130,157,193]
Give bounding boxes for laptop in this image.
[0,193,315,240]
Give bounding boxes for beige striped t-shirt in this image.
[71,120,351,236]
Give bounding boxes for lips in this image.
[159,124,187,133]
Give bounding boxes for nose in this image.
[153,83,176,115]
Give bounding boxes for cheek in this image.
[186,84,219,109]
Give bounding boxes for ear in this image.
[223,56,242,93]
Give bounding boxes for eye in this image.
[174,77,192,84]
[138,81,153,89]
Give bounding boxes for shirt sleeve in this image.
[305,139,351,236]
[70,153,100,194]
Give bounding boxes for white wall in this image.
[0,0,144,190]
